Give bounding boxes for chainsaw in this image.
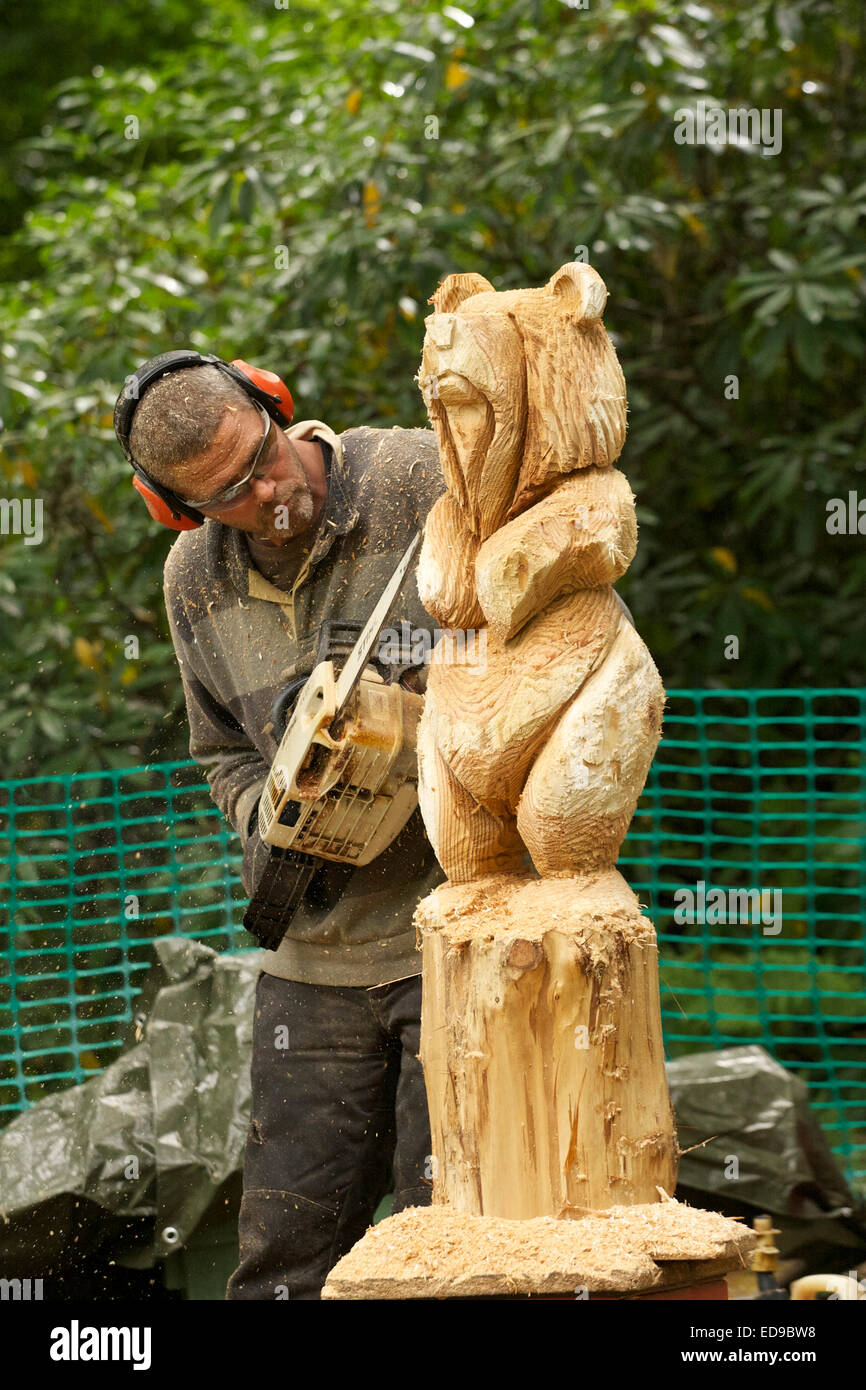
[244,534,424,948]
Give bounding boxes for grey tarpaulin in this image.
[0,937,262,1277]
[671,1044,866,1267]
[0,945,863,1279]
[145,938,262,1254]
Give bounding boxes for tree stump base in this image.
[321,1201,756,1300]
[416,871,680,1217]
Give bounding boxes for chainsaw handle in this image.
[270,677,308,742]
[270,617,430,741]
[270,622,367,743]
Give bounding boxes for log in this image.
[409,262,676,1232]
[417,872,679,1218]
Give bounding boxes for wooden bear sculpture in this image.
[320,265,758,1298]
[412,263,680,1218]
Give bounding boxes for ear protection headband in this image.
[114,349,295,530]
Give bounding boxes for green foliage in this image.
[0,0,865,777]
[0,0,244,264]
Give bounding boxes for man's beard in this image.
[251,482,315,544]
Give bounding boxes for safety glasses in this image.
[179,403,276,510]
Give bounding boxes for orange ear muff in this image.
[132,474,201,531]
[231,359,294,423]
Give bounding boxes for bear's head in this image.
[416,262,627,540]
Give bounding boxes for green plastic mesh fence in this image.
[1,690,864,1191]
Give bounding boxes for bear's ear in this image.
[546,262,608,320]
[430,272,495,314]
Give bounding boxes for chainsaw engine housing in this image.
[258,661,423,866]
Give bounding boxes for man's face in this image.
[180,402,316,544]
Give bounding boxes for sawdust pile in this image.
[322,1200,756,1299]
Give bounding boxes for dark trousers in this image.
[226,971,431,1300]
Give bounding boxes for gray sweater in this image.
[163,420,446,985]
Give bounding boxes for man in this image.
[124,359,445,1298]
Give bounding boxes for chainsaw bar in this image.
[333,532,421,712]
